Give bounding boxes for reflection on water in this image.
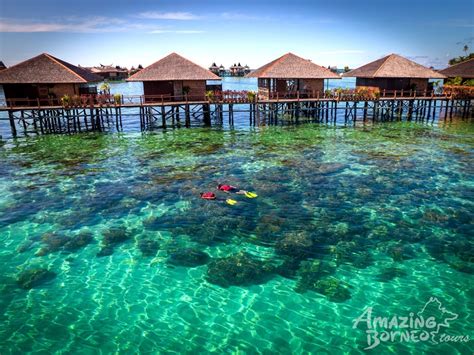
[0,121,473,353]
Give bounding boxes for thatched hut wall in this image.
[143,79,207,101]
[355,77,429,92]
[2,83,81,103]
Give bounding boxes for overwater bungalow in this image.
[246,52,340,99]
[88,64,129,81]
[229,63,238,76]
[0,53,101,106]
[343,54,445,93]
[439,58,474,84]
[230,63,247,76]
[127,53,221,102]
[218,65,226,76]
[209,62,219,75]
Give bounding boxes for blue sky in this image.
[0,0,472,69]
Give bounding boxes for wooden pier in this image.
[1,92,473,137]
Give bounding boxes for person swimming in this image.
[217,184,258,198]
[217,184,239,193]
[200,192,237,205]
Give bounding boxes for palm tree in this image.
[100,82,111,95]
[463,45,469,55]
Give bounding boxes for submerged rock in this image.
[64,231,94,251]
[103,227,130,245]
[97,227,131,257]
[330,241,357,265]
[17,240,36,253]
[386,244,416,262]
[275,231,313,259]
[275,257,302,279]
[35,231,94,256]
[17,268,57,289]
[298,276,351,302]
[206,252,274,288]
[36,232,70,256]
[142,216,161,230]
[168,248,209,267]
[295,259,337,292]
[138,238,160,257]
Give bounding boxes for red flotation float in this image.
[200,192,216,200]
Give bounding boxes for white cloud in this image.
[0,16,203,34]
[0,21,66,32]
[137,11,199,20]
[0,16,128,33]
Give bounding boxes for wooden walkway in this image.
[1,95,472,137]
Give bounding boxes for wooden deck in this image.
[1,94,472,137]
[0,95,460,112]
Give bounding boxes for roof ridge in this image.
[247,52,339,79]
[260,53,290,76]
[127,55,166,81]
[446,57,474,69]
[371,54,393,78]
[172,53,219,78]
[0,53,45,74]
[45,53,87,83]
[127,52,220,81]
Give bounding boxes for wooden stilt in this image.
[8,111,17,137]
[161,105,166,128]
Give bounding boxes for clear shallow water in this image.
[0,120,473,353]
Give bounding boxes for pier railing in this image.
[2,88,471,110]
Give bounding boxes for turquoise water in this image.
[0,120,473,353]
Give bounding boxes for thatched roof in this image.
[246,53,340,79]
[127,53,220,81]
[343,54,445,79]
[0,53,102,84]
[0,61,6,70]
[439,58,474,78]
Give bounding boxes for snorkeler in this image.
[217,184,258,198]
[217,184,239,192]
[200,191,237,205]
